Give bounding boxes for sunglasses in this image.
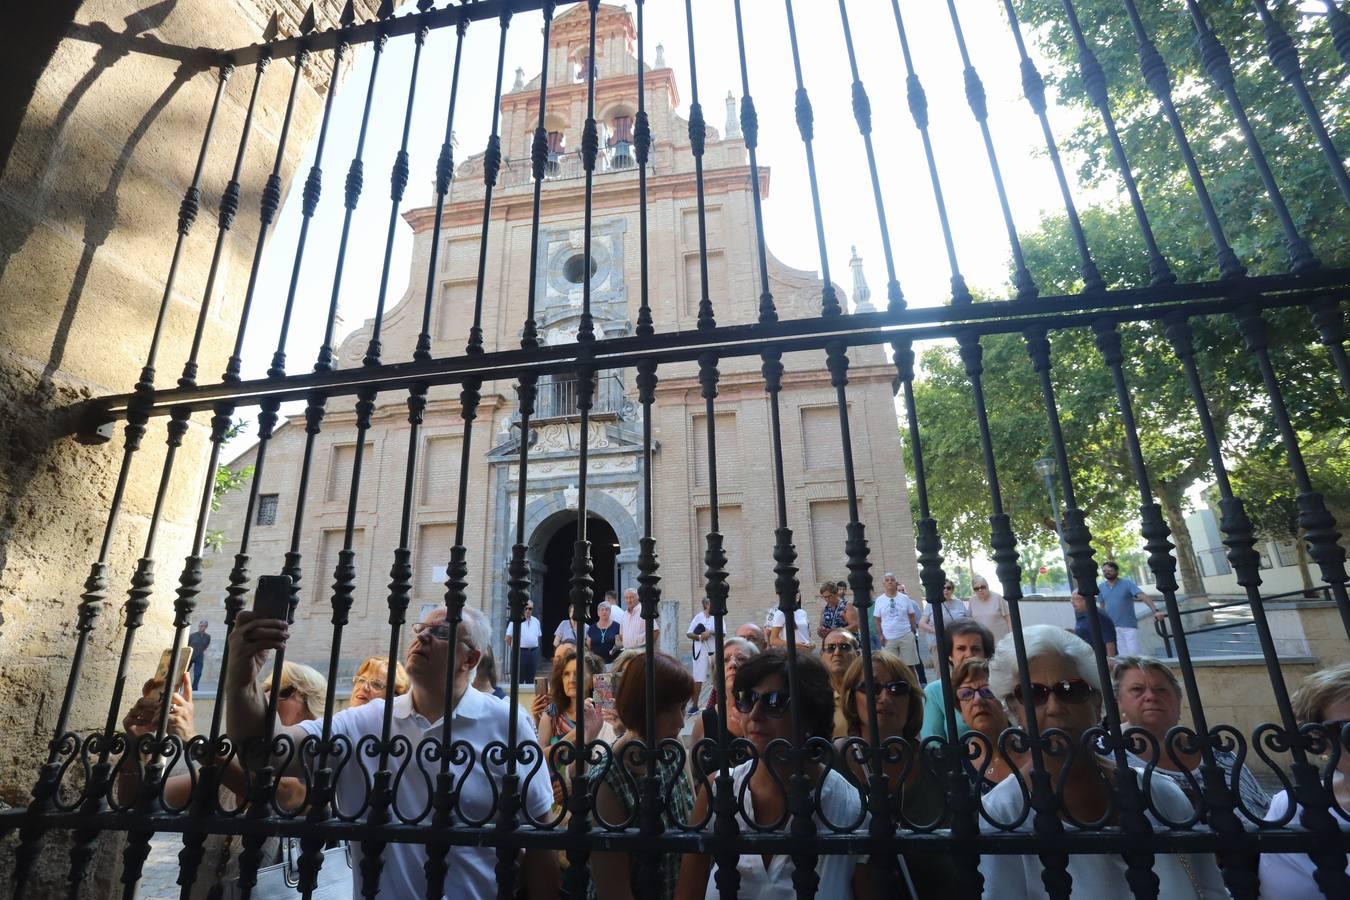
[1013,679,1094,706]
[822,643,857,655]
[277,685,298,700]
[956,685,996,702]
[853,679,911,697]
[973,585,990,591]
[734,689,791,717]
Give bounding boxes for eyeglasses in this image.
[943,586,955,592]
[734,689,791,717]
[412,622,453,641]
[352,676,386,692]
[973,584,989,591]
[854,679,911,697]
[821,643,856,655]
[956,685,997,702]
[277,685,298,700]
[1013,679,1094,706]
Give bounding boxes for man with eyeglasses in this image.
[503,601,542,685]
[918,619,995,740]
[873,572,925,685]
[226,604,559,899]
[820,628,859,737]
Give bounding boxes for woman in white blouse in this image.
[977,626,1227,898]
[1259,661,1350,899]
[675,649,877,899]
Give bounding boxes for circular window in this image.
[562,253,598,285]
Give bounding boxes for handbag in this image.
[224,839,351,900]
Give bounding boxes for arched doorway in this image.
[539,515,619,660]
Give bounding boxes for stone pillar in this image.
[0,2,378,895]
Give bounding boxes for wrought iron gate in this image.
[4,1,1350,899]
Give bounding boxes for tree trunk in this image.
[1156,487,1208,601]
[1295,529,1317,597]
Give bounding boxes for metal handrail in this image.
[1155,584,1332,656]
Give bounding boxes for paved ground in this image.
[138,836,182,900]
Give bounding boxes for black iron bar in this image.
[1249,0,1350,205]
[225,28,312,382]
[465,6,513,357]
[634,359,663,898]
[1056,0,1172,288]
[729,0,775,325]
[887,0,970,306]
[941,0,1037,300]
[1164,315,1350,897]
[269,14,346,379]
[999,1,1102,293]
[518,2,555,350]
[81,279,1350,422]
[1309,298,1350,396]
[1022,328,1156,899]
[578,0,601,343]
[634,0,656,336]
[1181,0,1317,274]
[957,333,1069,899]
[1091,319,1256,899]
[317,2,393,372]
[684,0,717,329]
[364,6,432,368]
[893,338,982,900]
[1329,0,1350,67]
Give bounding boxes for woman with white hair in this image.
[977,625,1226,898]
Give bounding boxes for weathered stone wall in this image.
[0,1,378,895]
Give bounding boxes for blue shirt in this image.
[1097,576,1142,630]
[919,679,968,741]
[1074,610,1117,652]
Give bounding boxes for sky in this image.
[232,0,1091,388]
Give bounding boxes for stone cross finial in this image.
[725,92,741,139]
[513,67,525,92]
[655,43,665,68]
[849,245,875,313]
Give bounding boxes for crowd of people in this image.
[119,567,1350,899]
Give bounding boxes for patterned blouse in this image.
[587,747,694,900]
[821,598,851,633]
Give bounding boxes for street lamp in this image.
[1034,457,1075,594]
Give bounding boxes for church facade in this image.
[209,4,917,680]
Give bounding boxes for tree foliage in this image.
[902,3,1348,596]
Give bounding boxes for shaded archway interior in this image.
[539,513,618,660]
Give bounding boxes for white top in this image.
[687,611,715,656]
[768,608,813,646]
[705,762,864,899]
[1258,789,1350,900]
[977,767,1228,898]
[553,618,576,643]
[608,603,625,627]
[299,689,553,899]
[619,603,647,648]
[921,598,969,649]
[874,592,919,640]
[506,616,542,649]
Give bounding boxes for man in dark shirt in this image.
[186,621,211,689]
[1071,591,1116,657]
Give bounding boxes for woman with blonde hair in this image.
[261,661,328,725]
[348,655,409,708]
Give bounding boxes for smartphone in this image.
[150,647,193,711]
[592,672,614,711]
[253,574,292,621]
[534,675,550,698]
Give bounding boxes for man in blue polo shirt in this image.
[1096,560,1162,656]
[1071,590,1117,657]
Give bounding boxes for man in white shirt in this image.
[874,572,924,682]
[618,587,657,649]
[225,603,558,899]
[503,601,542,684]
[768,600,815,651]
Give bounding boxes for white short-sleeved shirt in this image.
[506,616,541,649]
[706,762,864,899]
[874,592,918,640]
[1258,789,1350,899]
[768,608,812,645]
[299,689,553,899]
[977,766,1228,898]
[620,603,647,648]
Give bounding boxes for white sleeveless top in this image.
[705,761,865,899]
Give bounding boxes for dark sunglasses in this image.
[821,642,857,655]
[956,686,996,702]
[734,689,791,717]
[1013,679,1094,706]
[277,685,298,700]
[853,679,911,697]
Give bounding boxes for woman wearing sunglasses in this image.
[950,657,1020,791]
[676,649,878,899]
[978,626,1226,897]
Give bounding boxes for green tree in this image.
[204,420,252,553]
